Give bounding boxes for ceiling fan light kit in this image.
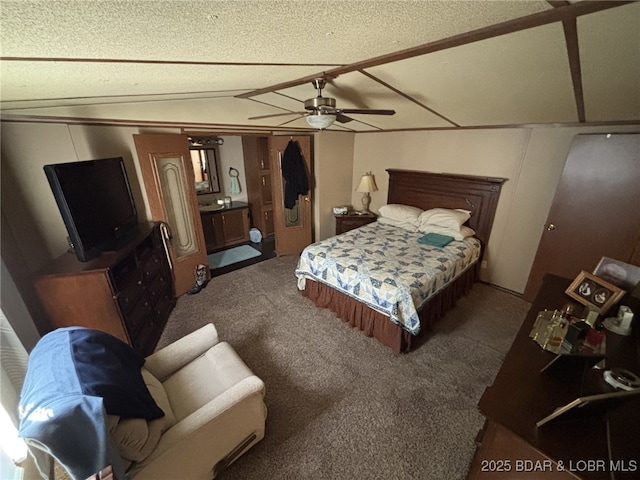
[250,77,395,129]
[306,113,336,130]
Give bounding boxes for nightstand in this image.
[335,212,377,235]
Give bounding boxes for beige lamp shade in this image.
[355,172,378,213]
[356,173,378,193]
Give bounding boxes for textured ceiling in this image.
[1,0,638,132]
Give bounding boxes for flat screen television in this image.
[44,157,139,262]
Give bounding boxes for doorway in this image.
[269,135,313,256]
[210,235,276,277]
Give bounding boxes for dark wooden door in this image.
[523,133,640,301]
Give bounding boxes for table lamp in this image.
[356,172,378,213]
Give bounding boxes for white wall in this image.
[313,131,355,241]
[352,125,640,293]
[1,122,81,268]
[1,253,40,352]
[218,135,249,204]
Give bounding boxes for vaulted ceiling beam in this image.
[547,1,585,123]
[358,70,459,127]
[237,1,632,99]
[560,18,585,123]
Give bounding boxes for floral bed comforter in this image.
[295,222,481,335]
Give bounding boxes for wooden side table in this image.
[335,212,377,235]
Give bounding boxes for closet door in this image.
[523,133,640,301]
[269,136,313,255]
[133,134,208,296]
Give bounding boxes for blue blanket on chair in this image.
[18,327,164,480]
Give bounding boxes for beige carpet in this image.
[154,255,531,480]
[52,255,529,480]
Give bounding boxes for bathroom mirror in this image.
[189,138,221,194]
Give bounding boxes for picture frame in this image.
[565,270,626,314]
[536,387,640,427]
[593,256,640,292]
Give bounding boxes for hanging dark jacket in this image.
[282,140,309,209]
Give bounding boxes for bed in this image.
[296,169,506,353]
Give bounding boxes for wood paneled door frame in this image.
[133,133,208,296]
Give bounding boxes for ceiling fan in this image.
[248,78,396,129]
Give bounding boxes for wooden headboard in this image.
[386,169,506,250]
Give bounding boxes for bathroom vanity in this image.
[200,202,250,253]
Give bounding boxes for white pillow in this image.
[460,225,475,238]
[377,216,419,232]
[378,204,424,225]
[418,224,476,241]
[419,208,471,232]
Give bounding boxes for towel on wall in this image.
[230,176,241,195]
[417,232,454,248]
[282,140,309,209]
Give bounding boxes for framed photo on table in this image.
[565,270,626,314]
[593,256,640,292]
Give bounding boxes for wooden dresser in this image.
[467,274,640,480]
[33,222,175,356]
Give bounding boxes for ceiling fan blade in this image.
[335,113,354,123]
[339,109,396,116]
[248,111,306,120]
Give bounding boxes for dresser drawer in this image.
[341,219,367,231]
[115,271,144,314]
[335,214,377,234]
[123,294,152,338]
[132,292,174,354]
[110,255,138,292]
[141,252,162,282]
[147,271,171,303]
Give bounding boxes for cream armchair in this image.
[111,323,267,480]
